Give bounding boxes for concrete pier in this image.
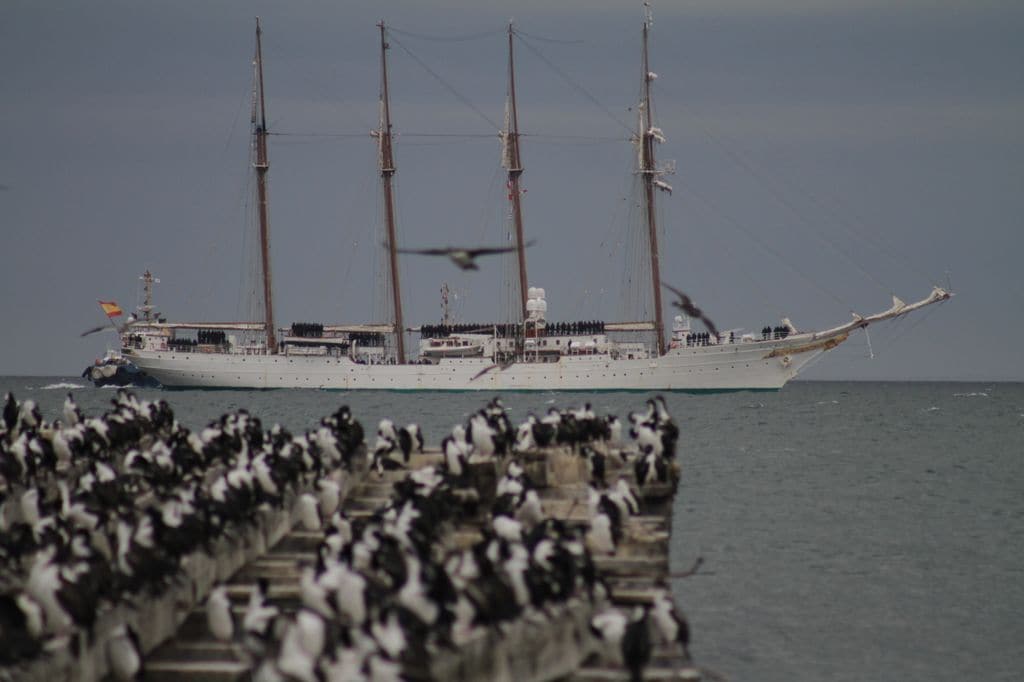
[137,440,700,681]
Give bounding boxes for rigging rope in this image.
[512,28,585,45]
[664,91,905,297]
[790,183,940,286]
[867,302,944,356]
[679,181,851,309]
[271,131,625,145]
[522,133,627,143]
[387,32,501,132]
[270,132,496,139]
[514,33,634,136]
[387,26,505,43]
[679,189,783,316]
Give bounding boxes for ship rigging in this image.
[120,15,951,391]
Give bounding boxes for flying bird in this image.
[470,357,515,382]
[397,239,536,271]
[80,325,113,338]
[661,281,719,338]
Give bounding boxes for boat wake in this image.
[953,391,989,398]
[39,382,87,390]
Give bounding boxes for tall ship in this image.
[123,16,950,391]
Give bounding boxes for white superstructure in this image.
[124,286,950,391]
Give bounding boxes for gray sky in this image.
[1,0,1021,380]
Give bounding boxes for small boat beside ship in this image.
[82,349,160,388]
[120,16,950,391]
[82,279,160,388]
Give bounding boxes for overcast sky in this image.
[1,0,1021,380]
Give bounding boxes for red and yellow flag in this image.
[98,300,123,318]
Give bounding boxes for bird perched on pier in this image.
[635,444,669,486]
[277,608,327,680]
[376,419,418,463]
[621,606,653,682]
[645,395,680,457]
[515,488,544,530]
[26,546,76,635]
[296,493,322,531]
[515,413,556,452]
[3,393,18,435]
[586,511,617,555]
[207,583,234,642]
[651,589,691,660]
[243,578,279,659]
[0,593,44,665]
[320,405,364,466]
[628,413,663,458]
[406,423,425,454]
[106,623,143,681]
[610,478,640,517]
[662,281,719,339]
[398,240,535,271]
[317,478,341,519]
[582,445,607,487]
[371,436,406,477]
[63,393,82,427]
[605,415,624,456]
[495,460,526,496]
[467,412,498,462]
[441,434,468,479]
[590,609,627,662]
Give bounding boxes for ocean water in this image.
[4,377,1023,681]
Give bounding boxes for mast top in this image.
[377,19,405,362]
[251,17,275,352]
[638,6,667,355]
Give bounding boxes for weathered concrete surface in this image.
[431,599,601,682]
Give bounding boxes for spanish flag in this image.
[98,300,123,318]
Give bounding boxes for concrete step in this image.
[144,659,249,682]
[345,495,392,511]
[271,530,323,553]
[568,665,702,681]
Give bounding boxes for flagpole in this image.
[97,301,125,335]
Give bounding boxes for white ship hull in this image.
[126,337,827,392]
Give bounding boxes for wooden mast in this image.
[377,21,406,362]
[640,14,666,356]
[504,22,529,320]
[253,17,276,353]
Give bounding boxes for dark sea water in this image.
[4,377,1023,681]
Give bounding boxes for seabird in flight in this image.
[661,281,719,339]
[398,239,536,271]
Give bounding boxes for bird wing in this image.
[470,364,498,381]
[465,245,517,257]
[700,316,720,338]
[80,325,111,337]
[660,281,692,306]
[397,247,456,256]
[467,239,537,257]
